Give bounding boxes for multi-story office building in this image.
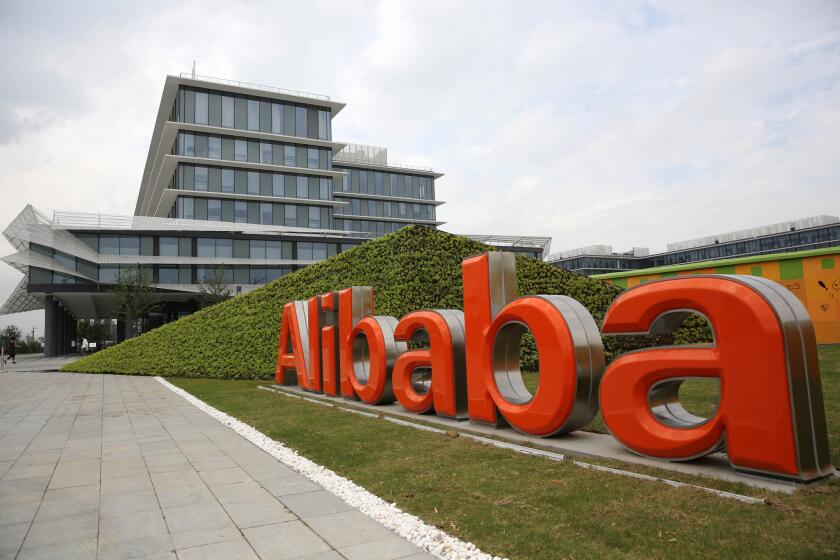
[0,73,550,355]
[549,215,840,276]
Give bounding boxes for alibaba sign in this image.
[277,252,833,483]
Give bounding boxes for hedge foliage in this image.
[62,226,704,379]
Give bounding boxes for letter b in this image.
[462,252,604,436]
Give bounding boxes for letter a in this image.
[599,275,833,482]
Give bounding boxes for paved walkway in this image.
[0,354,79,374]
[0,371,432,560]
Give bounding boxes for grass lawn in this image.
[170,345,840,559]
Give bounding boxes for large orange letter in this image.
[338,287,406,404]
[600,275,833,481]
[392,310,468,418]
[462,252,604,436]
[320,291,340,396]
[276,301,312,387]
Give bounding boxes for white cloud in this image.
[1,0,838,334]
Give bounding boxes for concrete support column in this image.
[70,318,77,353]
[57,307,65,356]
[61,312,69,355]
[44,296,58,357]
[117,319,127,343]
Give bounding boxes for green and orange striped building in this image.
[594,247,840,344]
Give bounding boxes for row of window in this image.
[178,132,331,170]
[650,228,840,267]
[334,197,435,221]
[68,235,359,259]
[178,87,331,140]
[177,164,332,201]
[334,167,434,200]
[31,265,292,286]
[334,219,422,235]
[175,197,331,228]
[554,226,840,274]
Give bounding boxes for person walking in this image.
[6,337,16,364]
[81,337,89,355]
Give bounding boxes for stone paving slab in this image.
[0,371,434,560]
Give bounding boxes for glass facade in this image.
[177,87,332,141]
[28,233,360,288]
[175,196,331,228]
[551,224,840,276]
[333,166,435,200]
[177,132,331,170]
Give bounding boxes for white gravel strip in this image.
[156,376,506,560]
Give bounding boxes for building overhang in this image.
[461,234,552,256]
[332,159,444,179]
[333,214,446,227]
[332,192,445,207]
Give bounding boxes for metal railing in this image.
[179,72,331,102]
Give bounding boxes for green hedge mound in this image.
[62,226,693,379]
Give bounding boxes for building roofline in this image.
[172,74,347,114]
[592,246,840,280]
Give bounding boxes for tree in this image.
[0,325,22,347]
[111,267,160,338]
[198,267,233,308]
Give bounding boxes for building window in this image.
[318,110,329,140]
[295,107,306,137]
[120,236,140,256]
[179,197,195,220]
[158,266,178,284]
[195,91,208,125]
[234,201,247,223]
[273,174,284,197]
[285,205,296,226]
[260,142,272,164]
[197,238,215,258]
[261,203,273,225]
[272,103,283,134]
[284,145,295,166]
[248,171,260,195]
[298,242,312,260]
[309,206,320,228]
[250,268,269,284]
[159,237,178,256]
[266,241,282,259]
[208,199,221,221]
[319,178,330,200]
[53,251,76,271]
[234,139,247,162]
[194,167,208,191]
[247,99,259,131]
[312,242,327,260]
[222,169,234,193]
[297,176,307,198]
[99,266,119,283]
[308,148,319,169]
[99,236,119,255]
[208,136,221,159]
[222,96,234,128]
[250,240,266,259]
[181,133,195,156]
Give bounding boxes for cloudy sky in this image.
[1,0,839,336]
